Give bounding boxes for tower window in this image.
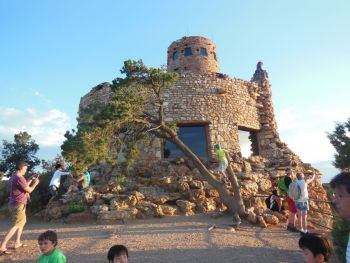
[200,47,208,56]
[172,51,179,61]
[184,47,192,56]
[213,52,217,61]
[164,125,208,159]
[238,129,259,158]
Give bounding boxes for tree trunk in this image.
[168,135,245,222]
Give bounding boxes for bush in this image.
[27,171,52,212]
[332,217,350,262]
[62,201,85,216]
[0,180,9,207]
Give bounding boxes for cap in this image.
[285,167,292,172]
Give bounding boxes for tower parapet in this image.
[167,36,219,73]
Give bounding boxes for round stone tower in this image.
[167,36,219,73]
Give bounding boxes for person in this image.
[107,244,128,263]
[265,189,283,212]
[298,233,333,263]
[37,230,66,263]
[214,143,228,182]
[0,161,40,255]
[278,167,298,232]
[66,171,91,194]
[330,172,350,263]
[295,171,315,234]
[49,163,71,202]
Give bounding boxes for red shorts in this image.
[285,195,297,214]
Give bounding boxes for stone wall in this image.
[167,36,219,73]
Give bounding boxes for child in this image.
[299,233,333,263]
[37,230,66,263]
[330,172,350,262]
[214,143,229,184]
[49,163,71,202]
[107,245,128,263]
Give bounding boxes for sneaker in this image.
[300,230,309,236]
[287,225,298,232]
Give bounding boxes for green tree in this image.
[0,131,40,175]
[328,118,350,171]
[62,60,245,222]
[328,118,350,262]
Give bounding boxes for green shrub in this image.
[117,175,126,186]
[0,180,9,207]
[332,217,350,262]
[27,171,52,212]
[62,201,85,216]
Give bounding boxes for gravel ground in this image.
[0,214,336,263]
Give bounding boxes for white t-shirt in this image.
[347,233,350,263]
[296,179,309,202]
[49,170,70,188]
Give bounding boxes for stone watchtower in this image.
[167,36,219,73]
[79,35,329,219]
[80,35,312,169]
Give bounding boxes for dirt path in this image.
[0,214,331,263]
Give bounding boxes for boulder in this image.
[176,200,195,216]
[83,188,95,206]
[98,208,138,221]
[247,210,257,224]
[158,205,177,216]
[91,204,109,215]
[263,214,279,225]
[257,215,267,228]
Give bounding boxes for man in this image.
[49,163,71,203]
[278,167,298,232]
[330,172,350,263]
[0,161,39,255]
[295,171,315,234]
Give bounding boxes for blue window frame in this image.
[200,47,207,56]
[184,47,192,56]
[164,126,208,159]
[172,51,179,61]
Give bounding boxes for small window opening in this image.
[200,47,208,56]
[172,51,179,61]
[184,47,192,56]
[213,52,217,61]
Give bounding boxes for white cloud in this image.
[276,107,348,163]
[0,107,72,147]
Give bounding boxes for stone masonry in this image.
[78,36,331,226]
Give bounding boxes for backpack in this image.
[288,181,301,200]
[278,176,288,195]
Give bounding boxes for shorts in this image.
[296,201,309,212]
[285,195,297,214]
[50,185,59,197]
[217,160,228,172]
[9,204,26,227]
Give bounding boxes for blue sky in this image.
[1,1,349,182]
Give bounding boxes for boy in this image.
[278,167,298,232]
[49,163,71,202]
[214,143,229,184]
[330,172,350,263]
[37,230,66,263]
[299,233,333,263]
[107,245,128,263]
[295,171,315,234]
